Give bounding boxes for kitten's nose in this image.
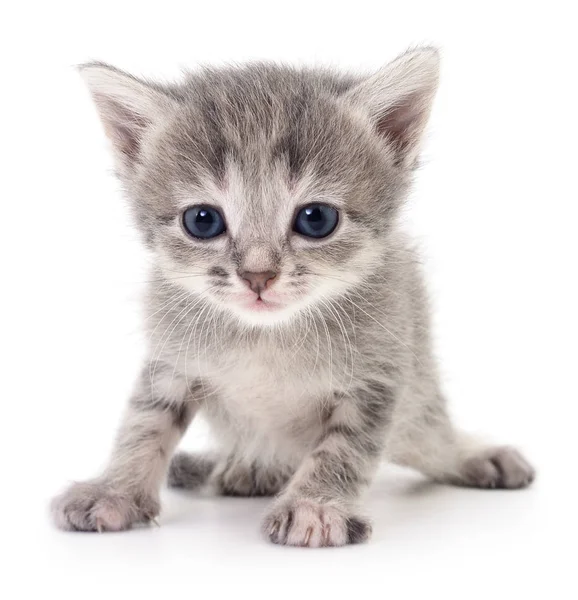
[240,271,277,295]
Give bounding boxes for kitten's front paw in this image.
[51,480,159,532]
[460,446,535,489]
[263,498,371,547]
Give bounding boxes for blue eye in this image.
[182,205,226,239]
[293,204,339,239]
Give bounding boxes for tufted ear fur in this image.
[79,62,177,170]
[345,47,440,167]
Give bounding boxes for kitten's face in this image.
[81,53,438,326]
[150,155,386,327]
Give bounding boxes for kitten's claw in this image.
[269,521,280,539]
[303,526,313,546]
[263,498,371,548]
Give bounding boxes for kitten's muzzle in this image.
[239,271,277,296]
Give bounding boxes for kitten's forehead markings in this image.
[172,175,222,211]
[190,161,297,237]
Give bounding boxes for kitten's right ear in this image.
[79,62,177,169]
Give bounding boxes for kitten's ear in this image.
[79,62,177,169]
[345,47,440,167]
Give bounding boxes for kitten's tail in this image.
[167,452,217,490]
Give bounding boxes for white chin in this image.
[229,304,299,327]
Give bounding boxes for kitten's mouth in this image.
[244,297,283,311]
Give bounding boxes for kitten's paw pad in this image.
[51,481,160,532]
[263,499,371,547]
[461,446,535,489]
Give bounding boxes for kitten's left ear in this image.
[79,62,178,171]
[345,47,440,167]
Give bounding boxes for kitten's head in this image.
[81,49,439,326]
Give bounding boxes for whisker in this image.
[149,288,214,392]
[340,295,422,366]
[144,289,192,322]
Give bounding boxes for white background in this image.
[2,1,577,598]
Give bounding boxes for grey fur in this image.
[51,48,535,546]
[212,457,291,497]
[167,452,217,490]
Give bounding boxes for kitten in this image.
[52,48,535,546]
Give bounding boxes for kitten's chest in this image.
[200,339,345,437]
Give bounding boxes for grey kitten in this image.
[52,48,535,546]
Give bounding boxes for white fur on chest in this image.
[198,342,340,465]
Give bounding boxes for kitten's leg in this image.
[168,452,292,496]
[263,381,393,547]
[51,363,198,532]
[387,393,535,489]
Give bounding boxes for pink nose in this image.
[240,271,277,295]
